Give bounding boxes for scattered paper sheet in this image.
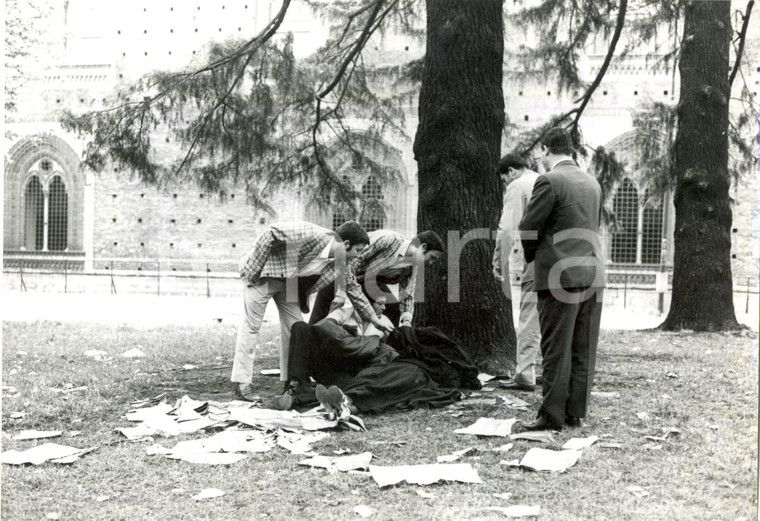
[493,493,512,500]
[493,443,514,452]
[369,463,482,487]
[478,373,496,384]
[230,408,339,431]
[498,394,531,409]
[12,430,63,441]
[482,505,541,517]
[1,443,97,465]
[416,489,436,499]
[191,488,225,500]
[636,412,650,421]
[500,459,520,467]
[182,364,198,370]
[437,447,475,463]
[354,505,374,518]
[84,350,108,359]
[126,402,174,422]
[598,442,622,449]
[130,394,167,408]
[455,418,516,437]
[627,485,650,497]
[277,431,330,455]
[121,348,145,358]
[519,448,582,472]
[260,369,280,376]
[9,412,26,419]
[464,398,498,407]
[562,436,599,450]
[510,432,554,443]
[299,452,373,472]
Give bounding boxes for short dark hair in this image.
[413,230,445,253]
[496,153,529,175]
[542,127,575,156]
[334,221,370,247]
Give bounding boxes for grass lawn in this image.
[1,320,757,521]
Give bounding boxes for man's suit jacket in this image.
[518,159,605,291]
[346,230,416,321]
[238,222,338,296]
[493,169,540,283]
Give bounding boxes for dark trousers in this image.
[288,319,396,389]
[535,287,603,426]
[308,282,401,327]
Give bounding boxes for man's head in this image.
[540,127,575,171]
[334,221,370,260]
[496,153,529,187]
[363,283,390,317]
[412,230,445,266]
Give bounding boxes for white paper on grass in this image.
[455,418,516,437]
[493,443,514,453]
[498,394,531,409]
[116,424,159,440]
[482,505,541,517]
[166,431,275,456]
[121,348,145,358]
[437,447,475,463]
[477,373,496,384]
[369,463,482,487]
[191,488,226,500]
[299,452,373,472]
[260,368,280,376]
[230,407,338,431]
[464,398,498,407]
[562,436,599,450]
[519,448,582,472]
[12,430,63,441]
[277,431,330,455]
[353,505,374,518]
[0,443,96,465]
[169,452,249,465]
[125,402,174,422]
[510,432,555,443]
[84,350,108,358]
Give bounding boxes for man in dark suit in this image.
[518,128,606,430]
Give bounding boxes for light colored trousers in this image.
[514,278,541,386]
[231,278,302,384]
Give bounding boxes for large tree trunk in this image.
[413,0,516,370]
[661,1,740,331]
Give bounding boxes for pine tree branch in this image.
[570,0,628,133]
[318,0,386,100]
[729,0,754,88]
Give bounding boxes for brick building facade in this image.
[4,0,757,295]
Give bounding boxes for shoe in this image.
[523,414,562,431]
[233,382,258,402]
[565,416,582,427]
[315,384,336,420]
[535,375,544,385]
[499,380,536,392]
[271,390,294,411]
[327,385,355,417]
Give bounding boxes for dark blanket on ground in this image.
[343,326,482,413]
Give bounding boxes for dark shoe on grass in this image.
[523,414,562,431]
[565,415,582,427]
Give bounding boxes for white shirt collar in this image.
[320,239,333,259]
[394,238,412,258]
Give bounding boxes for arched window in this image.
[24,176,44,250]
[611,178,638,263]
[331,175,352,230]
[641,189,664,265]
[48,176,69,251]
[360,175,384,232]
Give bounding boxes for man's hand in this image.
[370,315,394,333]
[492,264,504,282]
[328,296,346,312]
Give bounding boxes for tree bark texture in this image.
[661,1,740,331]
[413,0,516,369]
